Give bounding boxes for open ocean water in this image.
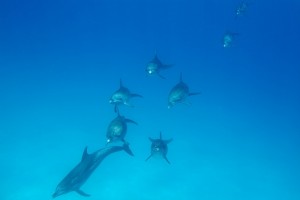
[0,0,300,200]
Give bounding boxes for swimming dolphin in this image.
[109,79,142,112]
[52,143,134,198]
[167,73,200,109]
[106,111,137,144]
[223,32,239,48]
[146,132,172,164]
[235,1,249,18]
[146,52,172,79]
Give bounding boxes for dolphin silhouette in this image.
[52,143,134,198]
[109,79,142,112]
[167,73,200,109]
[146,52,172,79]
[223,32,239,48]
[106,110,137,144]
[146,132,172,164]
[235,1,250,18]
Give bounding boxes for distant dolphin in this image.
[223,32,239,48]
[106,111,137,144]
[146,52,172,79]
[167,73,200,109]
[52,143,134,198]
[146,132,172,164]
[109,79,142,112]
[235,1,249,18]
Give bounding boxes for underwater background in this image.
[1,0,300,199]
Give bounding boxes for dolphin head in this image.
[146,62,158,75]
[223,34,233,48]
[109,92,125,104]
[151,140,166,154]
[52,184,70,198]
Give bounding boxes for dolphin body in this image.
[109,79,142,112]
[223,32,239,48]
[146,132,172,164]
[106,111,137,144]
[235,1,249,18]
[52,143,134,198]
[146,53,172,79]
[167,73,200,109]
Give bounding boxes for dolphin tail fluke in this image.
[145,154,153,162]
[76,189,90,197]
[163,155,171,164]
[123,142,134,156]
[131,93,143,98]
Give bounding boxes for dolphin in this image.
[235,1,249,18]
[106,111,137,144]
[52,143,134,198]
[167,73,200,109]
[146,132,172,164]
[109,79,142,112]
[223,32,239,48]
[146,52,172,79]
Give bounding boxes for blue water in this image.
[1,0,300,199]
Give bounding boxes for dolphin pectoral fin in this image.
[145,154,153,162]
[131,93,143,98]
[163,155,171,164]
[125,118,138,125]
[183,101,191,106]
[76,189,90,197]
[165,138,173,144]
[158,73,166,79]
[189,92,201,96]
[161,64,173,69]
[121,138,127,143]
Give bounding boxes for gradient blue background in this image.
[1,0,300,199]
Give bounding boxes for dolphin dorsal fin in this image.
[153,49,160,62]
[179,73,183,83]
[159,132,162,140]
[119,79,123,88]
[81,147,88,161]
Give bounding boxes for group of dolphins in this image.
[52,53,200,198]
[223,1,250,48]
